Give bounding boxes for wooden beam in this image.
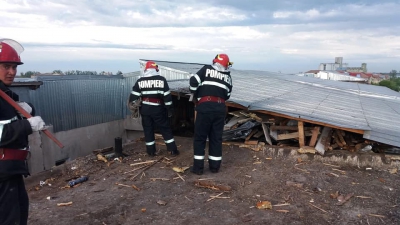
[245,129,259,141]
[225,102,247,110]
[270,126,315,131]
[308,126,321,147]
[254,110,364,135]
[277,131,312,140]
[298,121,305,147]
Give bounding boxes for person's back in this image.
[189,54,233,175]
[129,61,179,157]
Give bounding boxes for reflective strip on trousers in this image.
[194,155,205,160]
[164,138,175,144]
[208,155,222,161]
[146,141,155,146]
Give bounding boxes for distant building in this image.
[319,57,367,73]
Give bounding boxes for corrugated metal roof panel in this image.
[153,61,400,148]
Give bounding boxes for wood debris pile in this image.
[222,110,398,155]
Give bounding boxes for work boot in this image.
[147,150,156,157]
[210,167,219,173]
[169,149,180,156]
[190,166,203,175]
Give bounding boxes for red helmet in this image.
[144,61,159,72]
[0,39,24,65]
[212,53,232,68]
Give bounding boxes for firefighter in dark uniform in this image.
[129,61,179,156]
[189,54,233,175]
[0,39,47,225]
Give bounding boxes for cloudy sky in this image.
[2,0,400,74]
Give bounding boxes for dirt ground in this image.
[25,136,400,225]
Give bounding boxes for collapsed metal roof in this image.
[143,60,400,148]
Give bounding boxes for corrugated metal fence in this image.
[12,69,188,133]
[27,77,135,132]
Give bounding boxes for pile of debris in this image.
[222,110,399,155]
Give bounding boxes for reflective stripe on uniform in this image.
[164,101,172,106]
[146,141,155,146]
[202,81,230,92]
[208,155,222,161]
[0,116,18,143]
[142,90,164,95]
[194,74,201,84]
[189,86,197,91]
[131,91,141,96]
[194,155,205,160]
[142,101,162,106]
[164,91,171,96]
[164,138,175,144]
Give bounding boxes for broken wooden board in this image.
[277,131,312,140]
[261,123,273,145]
[315,127,332,155]
[298,146,316,154]
[224,115,247,130]
[244,140,258,145]
[245,129,259,141]
[308,126,321,147]
[270,126,315,131]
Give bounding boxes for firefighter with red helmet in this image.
[0,39,47,224]
[189,54,233,175]
[129,61,179,156]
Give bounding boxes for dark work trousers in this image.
[0,175,29,225]
[141,113,177,155]
[193,111,225,171]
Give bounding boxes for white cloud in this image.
[1,0,400,74]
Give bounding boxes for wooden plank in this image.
[315,127,332,155]
[225,102,247,110]
[228,110,247,117]
[332,131,344,148]
[298,121,305,147]
[244,140,258,145]
[308,126,321,147]
[253,130,264,138]
[261,123,273,145]
[254,110,364,134]
[271,126,298,131]
[224,115,247,130]
[245,129,259,141]
[270,126,314,131]
[335,129,347,146]
[277,131,312,141]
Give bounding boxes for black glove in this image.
[167,108,174,118]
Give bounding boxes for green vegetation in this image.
[379,70,400,92]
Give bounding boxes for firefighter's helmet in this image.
[212,54,232,68]
[144,61,159,72]
[0,39,24,65]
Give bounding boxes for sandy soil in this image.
[25,136,400,225]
